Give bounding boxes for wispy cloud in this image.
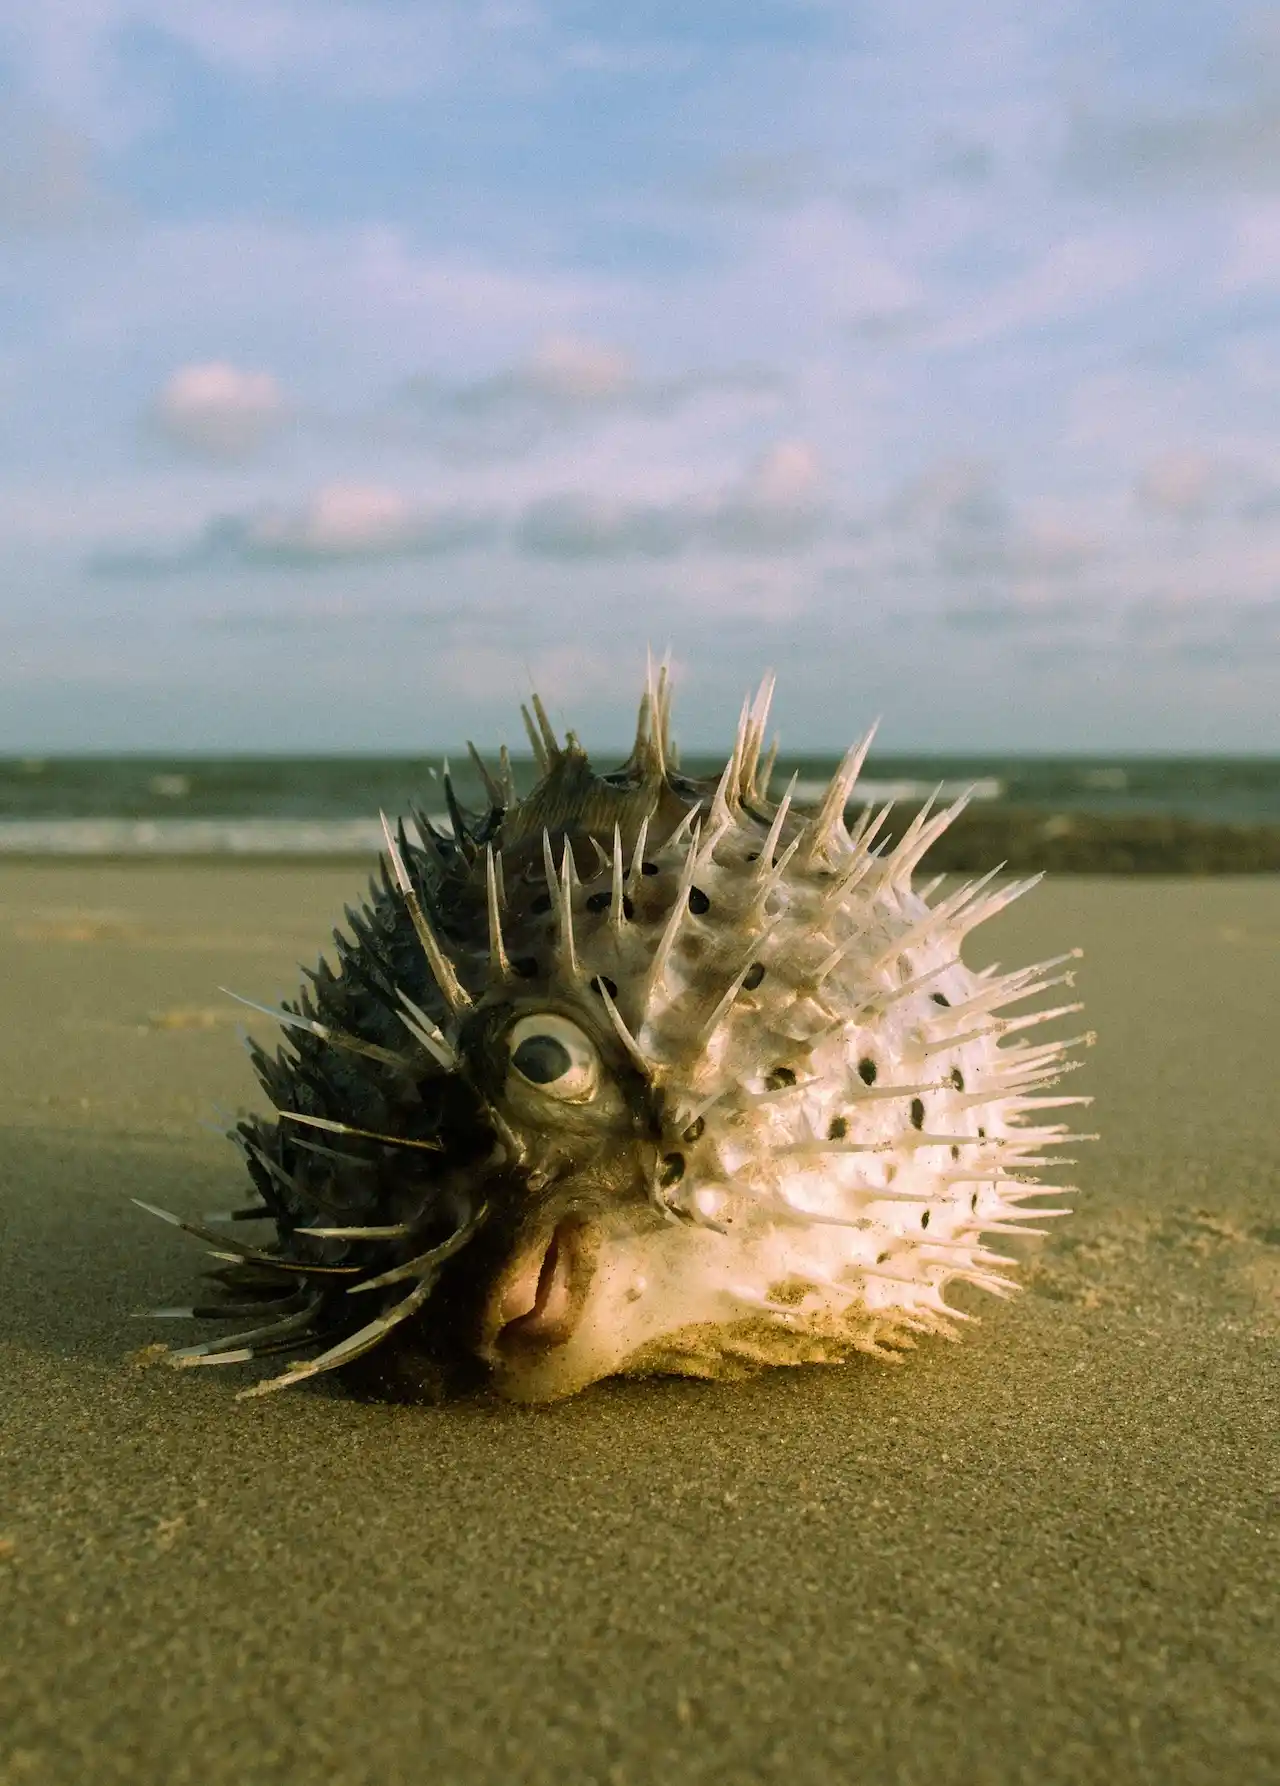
[1063,32,1280,197]
[0,1,531,139]
[91,482,494,574]
[925,232,1151,352]
[399,334,782,458]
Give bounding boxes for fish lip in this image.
[483,1215,598,1358]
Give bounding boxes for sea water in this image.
[1,754,1276,855]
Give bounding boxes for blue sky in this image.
[2,0,1279,752]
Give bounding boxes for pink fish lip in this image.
[485,1216,597,1357]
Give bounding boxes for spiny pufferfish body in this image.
[141,667,1090,1402]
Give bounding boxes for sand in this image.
[0,863,1276,1786]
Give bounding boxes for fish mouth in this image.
[484,1216,598,1358]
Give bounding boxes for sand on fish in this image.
[0,862,1276,1786]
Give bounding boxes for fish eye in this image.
[507,1013,599,1102]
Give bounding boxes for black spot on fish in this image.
[858,1057,877,1085]
[591,975,618,1000]
[765,1066,796,1091]
[828,1116,848,1141]
[659,1152,685,1188]
[743,962,766,991]
[910,1097,925,1129]
[585,888,634,920]
[688,886,711,915]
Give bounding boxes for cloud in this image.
[729,199,921,332]
[743,438,820,506]
[0,110,116,233]
[429,640,622,709]
[931,137,994,187]
[1122,594,1280,663]
[941,597,1094,634]
[1062,28,1280,197]
[1219,200,1280,293]
[1238,470,1280,520]
[517,495,687,560]
[938,593,1280,661]
[925,233,1151,352]
[709,439,825,548]
[1135,450,1217,517]
[0,1,530,140]
[149,361,286,459]
[874,461,1105,593]
[938,516,1102,582]
[875,457,1008,577]
[89,440,829,577]
[91,481,493,574]
[15,217,614,388]
[240,482,476,559]
[524,334,632,402]
[886,458,1004,533]
[141,1,460,93]
[844,306,926,344]
[400,334,781,458]
[516,439,827,560]
[1065,105,1280,195]
[405,333,636,433]
[197,591,522,634]
[681,152,821,211]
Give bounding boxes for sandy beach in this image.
[1,862,1276,1786]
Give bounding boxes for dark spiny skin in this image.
[225,727,710,1399]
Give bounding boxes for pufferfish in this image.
[136,665,1091,1403]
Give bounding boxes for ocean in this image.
[2,753,1278,855]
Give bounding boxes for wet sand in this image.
[1,864,1276,1786]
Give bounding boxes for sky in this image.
[2,0,1279,753]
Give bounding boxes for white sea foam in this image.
[0,819,394,855]
[0,780,1006,856]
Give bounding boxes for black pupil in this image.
[512,1034,572,1084]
